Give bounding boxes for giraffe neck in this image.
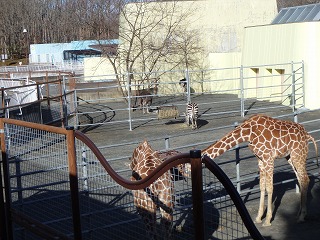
[202,127,249,159]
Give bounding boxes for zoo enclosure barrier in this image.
[0,71,77,127]
[83,108,320,202]
[0,118,264,240]
[70,61,304,131]
[0,63,84,76]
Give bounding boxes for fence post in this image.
[164,137,170,150]
[185,69,191,103]
[62,76,68,127]
[82,147,88,193]
[66,126,82,240]
[291,62,300,193]
[0,141,6,240]
[127,72,133,131]
[190,149,204,240]
[240,65,245,117]
[301,60,305,110]
[74,92,79,129]
[234,122,241,193]
[0,119,13,240]
[291,61,298,123]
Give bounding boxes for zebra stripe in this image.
[185,102,198,129]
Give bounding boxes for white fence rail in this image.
[71,62,304,131]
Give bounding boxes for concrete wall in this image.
[207,52,242,94]
[116,0,277,74]
[242,22,320,109]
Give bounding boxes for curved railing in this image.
[75,130,192,190]
[0,117,264,240]
[75,130,264,240]
[203,155,264,240]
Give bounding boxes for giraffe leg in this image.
[255,168,266,224]
[263,164,274,227]
[159,210,173,240]
[158,189,174,239]
[289,158,310,222]
[138,207,157,240]
[134,190,157,240]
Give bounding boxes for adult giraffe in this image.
[202,114,318,226]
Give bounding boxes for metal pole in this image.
[291,62,298,123]
[234,122,241,193]
[74,90,79,129]
[240,65,245,117]
[127,73,132,131]
[190,149,204,240]
[301,60,305,110]
[82,147,88,192]
[62,76,68,127]
[66,126,82,240]
[185,69,191,103]
[291,62,300,193]
[165,137,170,150]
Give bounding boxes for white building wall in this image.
[242,22,320,110]
[84,57,116,81]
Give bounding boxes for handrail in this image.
[75,130,264,239]
[74,130,191,190]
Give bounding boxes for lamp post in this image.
[22,28,28,62]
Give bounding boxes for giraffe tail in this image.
[308,134,318,167]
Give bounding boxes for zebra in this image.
[185,102,198,129]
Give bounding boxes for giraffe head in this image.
[130,140,161,179]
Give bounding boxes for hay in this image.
[157,106,180,119]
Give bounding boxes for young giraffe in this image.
[130,140,174,240]
[202,114,318,226]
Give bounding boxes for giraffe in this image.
[130,140,174,240]
[201,114,318,227]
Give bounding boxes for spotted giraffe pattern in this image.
[157,149,191,179]
[202,114,318,226]
[130,140,174,240]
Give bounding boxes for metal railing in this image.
[70,61,304,131]
[0,118,265,240]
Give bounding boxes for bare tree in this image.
[0,0,120,59]
[97,1,203,99]
[2,0,319,62]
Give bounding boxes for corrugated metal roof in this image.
[271,3,320,24]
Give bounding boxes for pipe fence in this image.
[0,118,267,240]
[0,62,319,240]
[70,62,304,131]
